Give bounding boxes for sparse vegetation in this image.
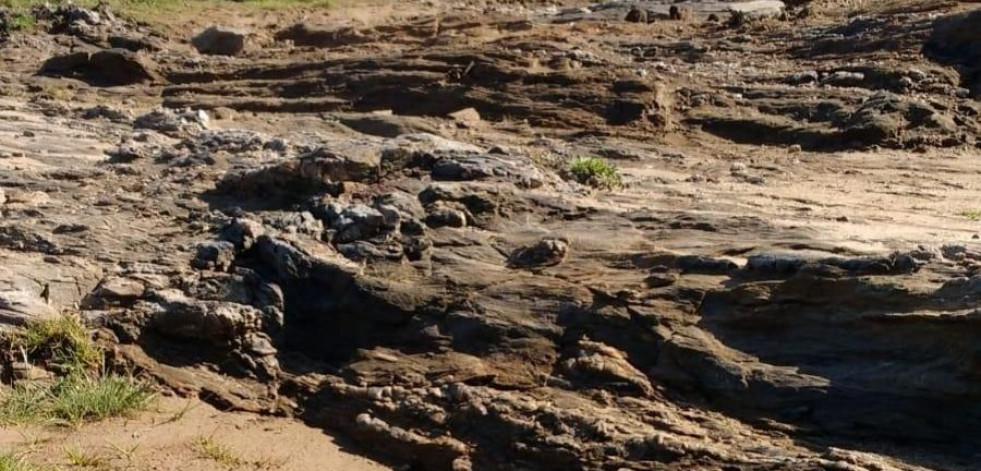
[0,316,155,427]
[104,441,139,463]
[162,400,198,425]
[0,453,36,471]
[0,373,155,426]
[12,316,101,373]
[65,446,107,468]
[959,209,981,221]
[568,157,623,190]
[192,435,286,470]
[49,374,155,426]
[7,13,35,31]
[193,435,243,468]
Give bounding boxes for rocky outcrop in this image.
[925,10,981,96]
[40,48,160,85]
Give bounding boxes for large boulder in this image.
[192,26,247,56]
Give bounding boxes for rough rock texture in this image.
[925,9,981,97]
[40,48,159,85]
[192,26,247,56]
[3,1,981,471]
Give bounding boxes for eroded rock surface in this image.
[1,1,980,470]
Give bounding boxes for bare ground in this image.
[0,396,389,470]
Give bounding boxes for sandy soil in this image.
[0,396,389,471]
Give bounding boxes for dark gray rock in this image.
[108,34,163,52]
[134,108,209,137]
[82,105,131,122]
[190,130,266,153]
[425,203,468,229]
[192,26,247,56]
[41,49,159,86]
[332,204,387,243]
[431,154,544,188]
[625,6,647,23]
[337,241,404,262]
[220,218,265,251]
[146,289,262,345]
[192,241,236,271]
[507,238,569,269]
[676,255,739,274]
[743,254,807,277]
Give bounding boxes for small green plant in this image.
[0,452,36,471]
[65,446,106,468]
[7,13,34,31]
[193,435,242,468]
[959,209,981,221]
[568,157,623,189]
[13,316,101,373]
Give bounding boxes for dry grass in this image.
[192,435,243,468]
[192,435,287,470]
[64,446,107,468]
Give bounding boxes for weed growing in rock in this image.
[7,13,34,31]
[13,316,101,373]
[959,209,981,221]
[568,157,623,189]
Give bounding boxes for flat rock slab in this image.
[552,0,785,22]
[0,104,114,169]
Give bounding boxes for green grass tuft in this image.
[49,375,155,426]
[193,435,243,467]
[13,316,101,373]
[7,13,35,31]
[568,157,623,190]
[0,375,155,427]
[64,446,107,468]
[0,453,36,471]
[0,385,49,425]
[959,209,981,221]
